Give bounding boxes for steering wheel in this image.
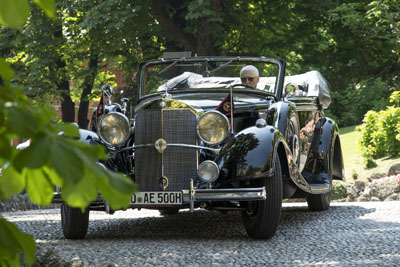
[230,83,255,89]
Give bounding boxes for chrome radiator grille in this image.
[134,109,198,191]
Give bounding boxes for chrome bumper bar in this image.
[182,179,266,211]
[183,186,266,212]
[182,187,266,201]
[52,186,266,211]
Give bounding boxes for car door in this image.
[287,96,319,172]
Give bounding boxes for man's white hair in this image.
[240,65,259,77]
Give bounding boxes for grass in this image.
[339,125,400,181]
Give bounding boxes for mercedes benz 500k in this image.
[55,56,344,239]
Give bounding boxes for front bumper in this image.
[53,183,266,212]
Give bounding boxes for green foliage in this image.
[326,78,391,127]
[307,1,399,126]
[390,90,400,107]
[33,0,55,18]
[332,180,347,200]
[0,57,15,79]
[358,92,400,165]
[0,0,30,29]
[0,1,136,266]
[0,0,397,127]
[0,69,136,266]
[0,218,35,266]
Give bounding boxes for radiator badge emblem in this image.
[159,176,169,190]
[155,138,167,153]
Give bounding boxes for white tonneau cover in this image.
[284,70,331,109]
[157,70,331,109]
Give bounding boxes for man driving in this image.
[240,65,260,88]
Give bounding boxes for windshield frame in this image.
[137,56,285,103]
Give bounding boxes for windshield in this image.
[140,57,281,98]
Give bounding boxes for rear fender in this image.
[314,118,345,180]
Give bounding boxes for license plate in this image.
[131,191,183,206]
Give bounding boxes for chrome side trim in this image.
[117,143,220,153]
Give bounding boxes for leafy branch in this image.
[0,1,135,266]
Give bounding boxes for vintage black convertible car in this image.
[57,56,344,239]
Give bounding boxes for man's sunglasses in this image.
[241,77,255,83]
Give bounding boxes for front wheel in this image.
[306,150,333,211]
[241,155,283,239]
[306,190,331,211]
[61,204,89,239]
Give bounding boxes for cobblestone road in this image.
[2,201,400,266]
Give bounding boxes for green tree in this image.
[1,0,162,128]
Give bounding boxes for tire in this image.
[306,149,333,211]
[306,189,331,211]
[61,204,89,239]
[158,207,180,216]
[242,155,283,239]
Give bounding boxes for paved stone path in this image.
[2,201,400,266]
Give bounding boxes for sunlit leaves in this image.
[50,138,85,184]
[0,165,25,199]
[14,137,50,171]
[0,218,35,267]
[94,167,136,210]
[0,135,12,160]
[61,168,98,209]
[57,122,80,138]
[7,131,136,209]
[0,0,30,29]
[25,167,54,205]
[7,105,40,137]
[72,140,135,209]
[0,58,15,80]
[34,0,55,18]
[358,92,400,163]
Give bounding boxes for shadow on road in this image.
[5,202,400,266]
[86,203,378,241]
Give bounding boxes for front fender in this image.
[267,101,297,135]
[215,125,283,186]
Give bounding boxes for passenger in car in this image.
[240,65,260,88]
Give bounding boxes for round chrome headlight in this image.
[98,112,130,146]
[197,111,229,145]
[197,160,219,183]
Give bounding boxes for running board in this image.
[308,183,331,194]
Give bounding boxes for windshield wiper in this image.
[159,57,185,75]
[209,57,239,75]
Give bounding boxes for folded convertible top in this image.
[158,70,331,109]
[284,71,331,109]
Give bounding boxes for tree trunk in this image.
[196,18,218,56]
[78,53,99,129]
[196,0,222,56]
[148,0,224,55]
[56,59,75,123]
[54,27,75,123]
[149,0,197,53]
